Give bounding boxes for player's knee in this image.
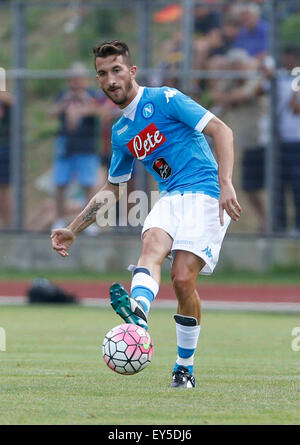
[142,230,165,258]
[171,270,194,297]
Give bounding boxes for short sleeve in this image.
[163,88,214,132]
[108,145,135,184]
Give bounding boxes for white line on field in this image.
[1,296,300,312]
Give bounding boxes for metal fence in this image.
[1,0,300,236]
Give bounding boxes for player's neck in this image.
[119,82,140,109]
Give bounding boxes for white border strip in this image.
[2,296,300,312]
[195,111,215,133]
[0,67,6,91]
[108,172,132,184]
[0,296,27,305]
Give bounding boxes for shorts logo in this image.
[142,103,154,119]
[127,123,166,160]
[175,240,194,246]
[201,246,213,259]
[152,157,172,180]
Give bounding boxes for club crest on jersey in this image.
[152,157,172,180]
[127,123,166,160]
[142,102,154,118]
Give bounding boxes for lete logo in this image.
[127,123,166,160]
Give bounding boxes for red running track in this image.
[0,281,300,303]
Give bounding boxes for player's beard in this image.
[104,78,133,106]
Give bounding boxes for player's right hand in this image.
[51,228,76,257]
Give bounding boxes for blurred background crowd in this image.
[1,0,300,236]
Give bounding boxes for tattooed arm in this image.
[51,181,121,257]
[68,181,120,235]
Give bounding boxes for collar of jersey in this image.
[122,86,145,121]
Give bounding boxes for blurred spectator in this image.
[194,4,221,71]
[50,62,110,234]
[232,3,270,59]
[194,4,221,37]
[210,49,267,231]
[151,30,182,89]
[275,46,300,232]
[153,3,222,88]
[195,13,241,74]
[26,166,107,232]
[251,46,300,233]
[210,14,242,57]
[100,100,120,171]
[0,91,13,230]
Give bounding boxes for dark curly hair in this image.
[93,40,132,69]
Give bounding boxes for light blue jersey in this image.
[109,86,219,199]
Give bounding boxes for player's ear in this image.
[95,74,101,86]
[129,65,137,79]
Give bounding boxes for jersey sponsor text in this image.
[127,123,166,160]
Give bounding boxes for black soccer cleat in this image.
[170,366,196,388]
[109,282,148,330]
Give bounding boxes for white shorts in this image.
[142,192,231,275]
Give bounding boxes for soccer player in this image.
[51,40,241,388]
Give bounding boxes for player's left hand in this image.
[219,182,242,225]
[51,228,76,257]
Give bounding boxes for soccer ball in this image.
[102,323,154,375]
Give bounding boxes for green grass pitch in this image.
[0,305,299,425]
